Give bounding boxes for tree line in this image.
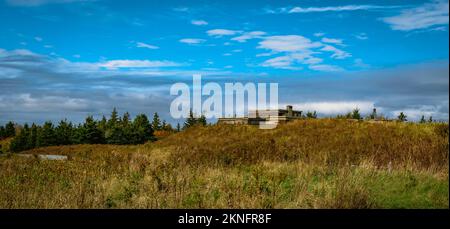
[0,121,16,140]
[5,108,208,153]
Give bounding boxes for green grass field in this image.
[0,119,448,208]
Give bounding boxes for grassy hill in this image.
[0,119,448,208]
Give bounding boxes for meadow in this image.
[0,119,448,208]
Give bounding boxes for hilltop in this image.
[0,119,448,208]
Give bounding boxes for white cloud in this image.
[231,31,266,42]
[98,60,183,69]
[430,26,448,31]
[207,29,241,37]
[43,45,53,48]
[314,32,325,37]
[321,45,351,59]
[179,38,206,45]
[285,101,374,115]
[381,0,449,31]
[354,33,368,40]
[223,53,232,56]
[261,52,322,70]
[136,42,159,50]
[256,52,273,57]
[258,35,322,52]
[288,5,397,13]
[309,64,344,72]
[7,0,87,6]
[257,35,351,70]
[321,37,344,45]
[261,56,300,70]
[191,20,208,26]
[34,37,43,42]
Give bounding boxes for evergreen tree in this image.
[369,108,377,120]
[71,124,85,144]
[184,110,197,129]
[152,112,162,131]
[98,115,108,132]
[105,108,125,144]
[131,114,154,144]
[397,112,407,122]
[83,116,104,144]
[55,119,73,145]
[428,116,433,123]
[0,126,5,139]
[198,114,207,126]
[351,108,362,120]
[29,123,38,149]
[37,121,56,147]
[121,112,132,143]
[4,121,15,137]
[420,115,426,124]
[10,124,30,152]
[176,123,181,132]
[306,111,317,119]
[108,108,119,128]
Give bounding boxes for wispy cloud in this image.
[354,33,369,40]
[258,35,322,52]
[231,31,266,42]
[309,64,344,72]
[257,35,350,70]
[136,42,159,50]
[179,38,206,45]
[191,20,208,26]
[98,60,183,69]
[321,45,351,59]
[34,37,43,42]
[6,0,89,7]
[207,29,241,37]
[381,0,449,31]
[282,4,401,14]
[321,37,344,45]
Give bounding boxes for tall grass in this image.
[0,119,448,208]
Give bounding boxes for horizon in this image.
[0,0,449,125]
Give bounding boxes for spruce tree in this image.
[351,108,361,120]
[105,108,124,144]
[71,124,85,144]
[152,112,161,131]
[397,112,407,122]
[198,114,207,126]
[10,124,30,152]
[29,123,38,149]
[83,116,104,144]
[4,121,15,137]
[131,114,154,144]
[37,121,56,147]
[108,108,119,128]
[420,115,426,123]
[184,110,197,129]
[0,126,5,139]
[55,119,73,145]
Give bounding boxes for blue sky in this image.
[0,0,448,124]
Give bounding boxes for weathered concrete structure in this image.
[218,105,302,125]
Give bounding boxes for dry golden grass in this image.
[0,119,448,208]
